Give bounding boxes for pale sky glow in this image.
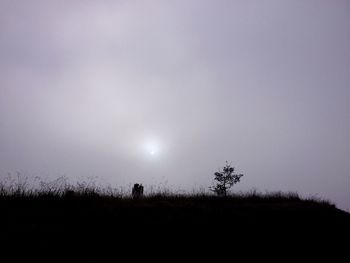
[0,0,350,211]
[143,140,161,157]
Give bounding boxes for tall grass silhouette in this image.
[1,174,349,260]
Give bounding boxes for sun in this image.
[143,140,160,157]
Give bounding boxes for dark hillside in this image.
[1,192,349,259]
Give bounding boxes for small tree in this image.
[209,162,243,196]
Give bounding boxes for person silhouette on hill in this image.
[132,183,144,198]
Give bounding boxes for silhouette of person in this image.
[139,184,144,196]
[132,183,143,198]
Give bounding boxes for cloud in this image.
[0,0,350,210]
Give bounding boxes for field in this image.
[1,181,349,259]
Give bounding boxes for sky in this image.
[0,0,350,210]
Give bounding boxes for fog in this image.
[1,0,350,210]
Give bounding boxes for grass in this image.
[0,178,345,227]
[0,175,342,215]
[0,177,336,212]
[0,176,349,257]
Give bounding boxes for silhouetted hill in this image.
[1,192,349,259]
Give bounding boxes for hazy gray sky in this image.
[1,0,350,210]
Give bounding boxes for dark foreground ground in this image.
[1,192,349,259]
